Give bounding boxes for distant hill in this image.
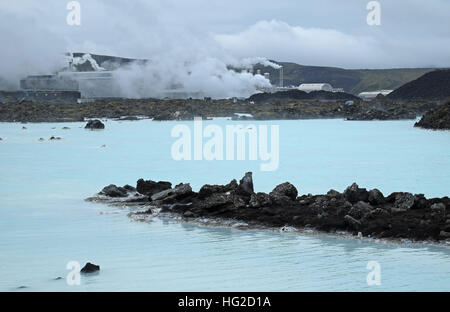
[388,69,450,101]
[253,62,437,95]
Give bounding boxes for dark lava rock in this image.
[269,182,298,201]
[249,192,272,208]
[100,184,128,197]
[236,172,254,196]
[80,262,100,273]
[195,192,234,211]
[249,89,359,103]
[97,173,450,241]
[344,215,361,230]
[327,189,342,198]
[388,192,416,210]
[430,203,446,214]
[368,189,385,205]
[85,119,105,130]
[347,108,415,121]
[415,101,450,130]
[183,210,195,218]
[343,183,369,204]
[153,111,182,121]
[198,180,237,198]
[348,201,373,219]
[136,179,172,197]
[151,183,193,202]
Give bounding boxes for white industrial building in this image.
[358,90,393,100]
[21,71,120,99]
[298,83,333,93]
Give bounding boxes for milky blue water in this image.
[0,118,449,291]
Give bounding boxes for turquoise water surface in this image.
[0,118,449,291]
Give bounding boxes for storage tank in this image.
[298,83,333,93]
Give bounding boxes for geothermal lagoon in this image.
[0,118,449,291]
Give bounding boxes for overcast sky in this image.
[1,0,449,77]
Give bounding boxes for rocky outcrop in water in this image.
[87,184,147,203]
[414,102,450,130]
[85,119,105,130]
[90,173,450,242]
[80,262,100,273]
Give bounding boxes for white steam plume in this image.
[0,11,65,90]
[0,0,274,98]
[233,57,282,69]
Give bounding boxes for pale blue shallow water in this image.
[0,118,449,291]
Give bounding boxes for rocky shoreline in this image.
[415,101,450,130]
[88,173,450,242]
[0,97,434,122]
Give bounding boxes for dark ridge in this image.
[248,89,360,102]
[388,69,450,101]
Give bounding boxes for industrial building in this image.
[20,71,119,99]
[358,90,393,101]
[298,83,333,93]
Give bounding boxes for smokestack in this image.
[279,66,283,88]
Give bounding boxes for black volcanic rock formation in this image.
[415,101,450,130]
[346,108,416,121]
[80,262,100,273]
[388,69,450,101]
[90,173,450,242]
[136,179,172,197]
[248,89,360,102]
[85,119,105,130]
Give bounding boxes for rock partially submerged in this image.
[80,262,100,273]
[85,119,105,130]
[90,174,450,242]
[86,184,147,203]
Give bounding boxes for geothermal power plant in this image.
[0,52,393,104]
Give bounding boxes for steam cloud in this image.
[0,11,66,90]
[0,0,273,98]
